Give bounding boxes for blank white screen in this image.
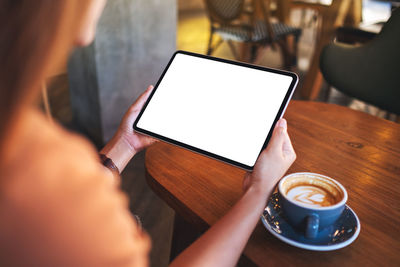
[137,53,293,167]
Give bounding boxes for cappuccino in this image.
[280,173,344,208]
[286,185,337,207]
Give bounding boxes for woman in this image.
[0,0,296,266]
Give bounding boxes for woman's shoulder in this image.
[23,108,99,166]
[11,108,99,164]
[1,108,112,196]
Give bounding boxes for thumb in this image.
[282,130,295,157]
[128,85,154,113]
[266,118,287,152]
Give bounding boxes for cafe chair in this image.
[320,8,400,116]
[204,0,302,68]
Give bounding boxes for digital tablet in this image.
[133,51,298,170]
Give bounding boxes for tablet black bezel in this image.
[133,50,298,171]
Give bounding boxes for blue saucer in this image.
[261,193,360,251]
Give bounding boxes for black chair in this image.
[320,8,400,116]
[204,0,302,69]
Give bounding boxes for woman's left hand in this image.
[100,85,157,173]
[116,85,157,154]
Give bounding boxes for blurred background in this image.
[40,1,399,266]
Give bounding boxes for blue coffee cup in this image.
[278,172,347,239]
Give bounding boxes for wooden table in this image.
[145,101,400,266]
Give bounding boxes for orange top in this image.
[0,108,150,266]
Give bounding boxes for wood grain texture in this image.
[145,101,400,266]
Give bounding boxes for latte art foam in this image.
[286,185,336,207]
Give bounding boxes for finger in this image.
[129,85,154,112]
[275,120,295,159]
[282,131,296,158]
[136,85,154,107]
[264,118,287,152]
[256,121,286,164]
[144,84,154,95]
[276,118,287,132]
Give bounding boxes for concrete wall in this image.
[68,0,177,145]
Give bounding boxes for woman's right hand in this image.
[170,118,296,267]
[243,118,296,195]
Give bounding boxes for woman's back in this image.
[0,108,149,266]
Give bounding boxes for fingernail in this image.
[147,86,154,94]
[277,119,287,130]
